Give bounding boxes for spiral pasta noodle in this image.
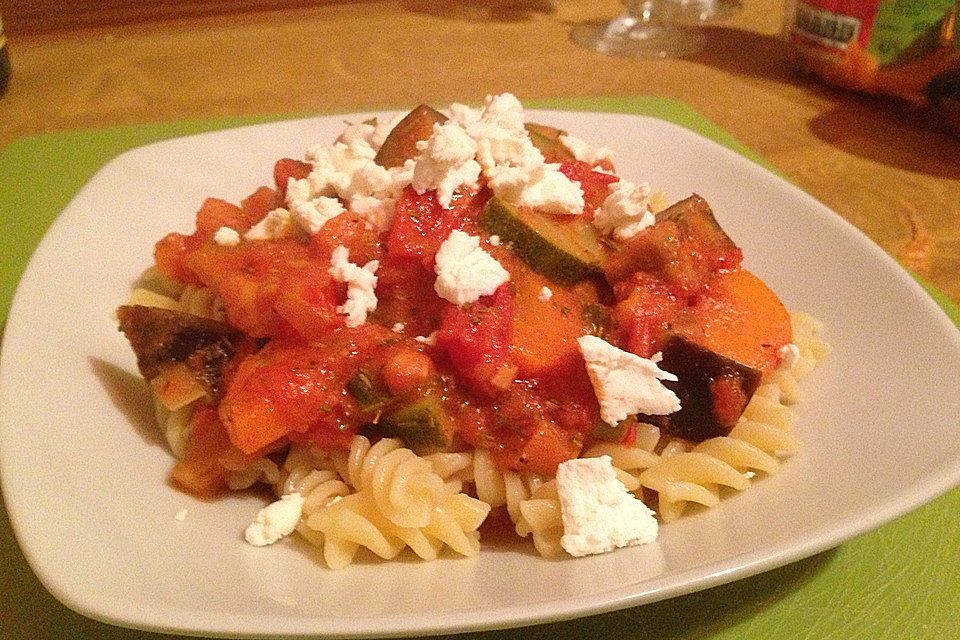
[153,398,193,460]
[125,268,225,321]
[423,451,474,494]
[176,284,226,320]
[267,436,491,569]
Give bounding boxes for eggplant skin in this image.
[116,304,242,398]
[646,335,762,442]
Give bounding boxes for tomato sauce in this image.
[149,140,791,488]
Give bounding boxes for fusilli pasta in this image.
[270,436,491,569]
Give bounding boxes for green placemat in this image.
[1,97,959,639]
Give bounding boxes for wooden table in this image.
[1,2,959,639]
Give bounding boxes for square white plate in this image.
[2,110,959,638]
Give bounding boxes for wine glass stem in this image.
[625,0,658,22]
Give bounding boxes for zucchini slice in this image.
[524,122,575,162]
[480,196,606,286]
[376,393,454,456]
[345,370,391,414]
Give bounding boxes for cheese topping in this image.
[557,456,658,557]
[411,122,482,208]
[577,335,681,426]
[244,207,294,241]
[594,180,655,241]
[213,226,241,247]
[329,245,379,327]
[559,133,614,166]
[434,230,510,306]
[244,492,305,547]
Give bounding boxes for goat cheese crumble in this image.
[556,456,658,557]
[244,207,294,241]
[244,492,304,547]
[213,226,241,247]
[434,230,510,306]
[594,180,655,241]
[411,122,482,208]
[778,342,801,372]
[559,133,614,166]
[329,245,379,327]
[578,335,681,426]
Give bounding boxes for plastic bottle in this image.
[783,0,959,103]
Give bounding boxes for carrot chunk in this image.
[684,268,792,376]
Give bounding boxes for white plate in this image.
[2,110,960,639]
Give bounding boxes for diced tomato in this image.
[456,388,584,475]
[386,185,487,267]
[436,283,515,397]
[273,158,313,199]
[613,272,687,358]
[195,188,277,238]
[154,232,203,285]
[194,198,245,237]
[188,239,313,338]
[370,256,445,336]
[310,212,383,267]
[512,418,583,476]
[381,346,435,396]
[240,186,279,225]
[273,263,345,342]
[558,160,619,216]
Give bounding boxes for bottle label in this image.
[791,1,876,51]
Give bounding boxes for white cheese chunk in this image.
[778,342,801,372]
[434,230,510,306]
[415,331,438,346]
[594,180,655,241]
[336,113,402,151]
[556,456,658,557]
[213,226,241,247]
[538,286,553,302]
[329,245,379,327]
[509,164,585,216]
[577,335,680,426]
[412,122,482,208]
[479,93,526,134]
[244,492,304,547]
[286,178,347,235]
[349,194,396,233]
[244,207,294,241]
[304,137,378,198]
[559,133,614,166]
